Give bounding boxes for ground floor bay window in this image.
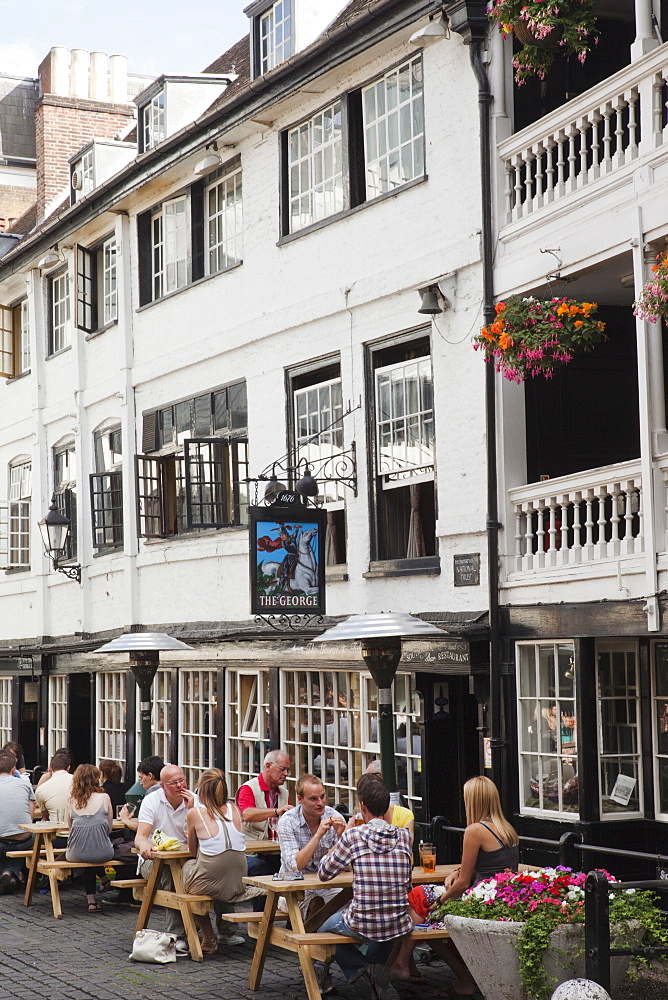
[517,642,578,818]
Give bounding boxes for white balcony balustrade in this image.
[508,460,643,574]
[498,44,668,225]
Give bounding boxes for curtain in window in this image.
[406,482,426,559]
[325,510,338,566]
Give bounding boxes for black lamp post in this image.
[37,495,81,583]
[313,613,442,792]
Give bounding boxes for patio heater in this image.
[313,613,442,792]
[93,632,193,779]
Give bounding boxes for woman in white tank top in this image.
[181,769,264,954]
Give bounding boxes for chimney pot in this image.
[89,52,109,101]
[70,49,89,99]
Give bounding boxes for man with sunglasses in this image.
[135,764,195,953]
[236,750,293,879]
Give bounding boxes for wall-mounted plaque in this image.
[454,553,480,587]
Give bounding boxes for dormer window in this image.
[71,149,94,199]
[140,89,165,152]
[261,0,292,72]
[248,0,293,76]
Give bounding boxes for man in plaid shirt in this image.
[318,775,412,1000]
[278,773,346,919]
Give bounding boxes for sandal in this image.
[201,940,218,955]
[87,902,103,913]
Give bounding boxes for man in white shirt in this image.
[34,752,73,823]
[135,764,194,951]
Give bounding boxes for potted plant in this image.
[473,295,606,383]
[488,0,598,84]
[634,250,668,324]
[430,867,667,1000]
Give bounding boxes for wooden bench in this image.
[36,860,122,918]
[6,848,67,858]
[245,922,451,964]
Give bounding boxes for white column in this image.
[643,243,668,455]
[118,212,140,626]
[631,0,658,60]
[632,211,660,630]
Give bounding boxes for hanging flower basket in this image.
[473,295,606,383]
[633,250,668,324]
[489,0,598,84]
[429,867,668,1000]
[512,20,563,49]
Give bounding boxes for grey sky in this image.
[0,1,249,79]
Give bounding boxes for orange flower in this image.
[495,301,506,315]
[498,334,513,350]
[574,320,583,327]
[481,329,495,341]
[556,303,569,316]
[568,304,581,317]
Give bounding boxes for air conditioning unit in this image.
[71,169,84,191]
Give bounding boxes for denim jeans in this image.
[246,853,281,911]
[318,909,392,983]
[0,834,33,879]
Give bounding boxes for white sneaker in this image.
[174,938,190,956]
[219,932,246,946]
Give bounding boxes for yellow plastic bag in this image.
[151,829,182,852]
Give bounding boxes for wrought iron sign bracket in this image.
[254,613,325,633]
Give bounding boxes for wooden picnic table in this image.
[18,820,125,917]
[129,839,279,961]
[242,863,460,1000]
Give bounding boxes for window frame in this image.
[7,459,31,569]
[48,269,71,356]
[205,160,243,275]
[597,639,643,821]
[90,424,123,550]
[285,100,345,235]
[140,89,166,153]
[516,641,579,821]
[256,0,293,75]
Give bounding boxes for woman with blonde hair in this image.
[182,768,264,954]
[65,764,113,912]
[389,776,519,995]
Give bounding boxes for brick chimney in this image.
[36,47,135,222]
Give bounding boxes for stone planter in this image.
[443,915,644,1000]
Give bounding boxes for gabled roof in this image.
[7,202,36,236]
[328,0,384,32]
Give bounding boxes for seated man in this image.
[278,773,345,919]
[318,774,412,1000]
[135,764,194,953]
[118,755,165,832]
[236,750,293,879]
[0,749,35,894]
[35,751,73,823]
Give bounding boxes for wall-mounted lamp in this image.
[194,141,223,176]
[409,17,449,47]
[264,467,288,502]
[37,247,63,269]
[38,495,81,583]
[296,463,319,498]
[418,285,444,315]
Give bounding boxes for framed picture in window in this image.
[249,504,327,615]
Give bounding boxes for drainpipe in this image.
[446,1,505,792]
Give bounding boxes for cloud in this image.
[0,41,40,77]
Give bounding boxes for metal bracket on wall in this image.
[254,613,325,633]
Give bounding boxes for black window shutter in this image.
[347,90,365,208]
[137,210,152,306]
[141,411,158,453]
[191,180,205,282]
[280,130,290,237]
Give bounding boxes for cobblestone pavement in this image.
[0,881,666,1000]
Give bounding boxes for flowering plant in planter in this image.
[431,867,668,1000]
[473,295,606,383]
[488,0,598,84]
[634,250,668,324]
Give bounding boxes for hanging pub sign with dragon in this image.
[248,500,327,616]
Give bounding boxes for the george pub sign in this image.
[249,501,327,615]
